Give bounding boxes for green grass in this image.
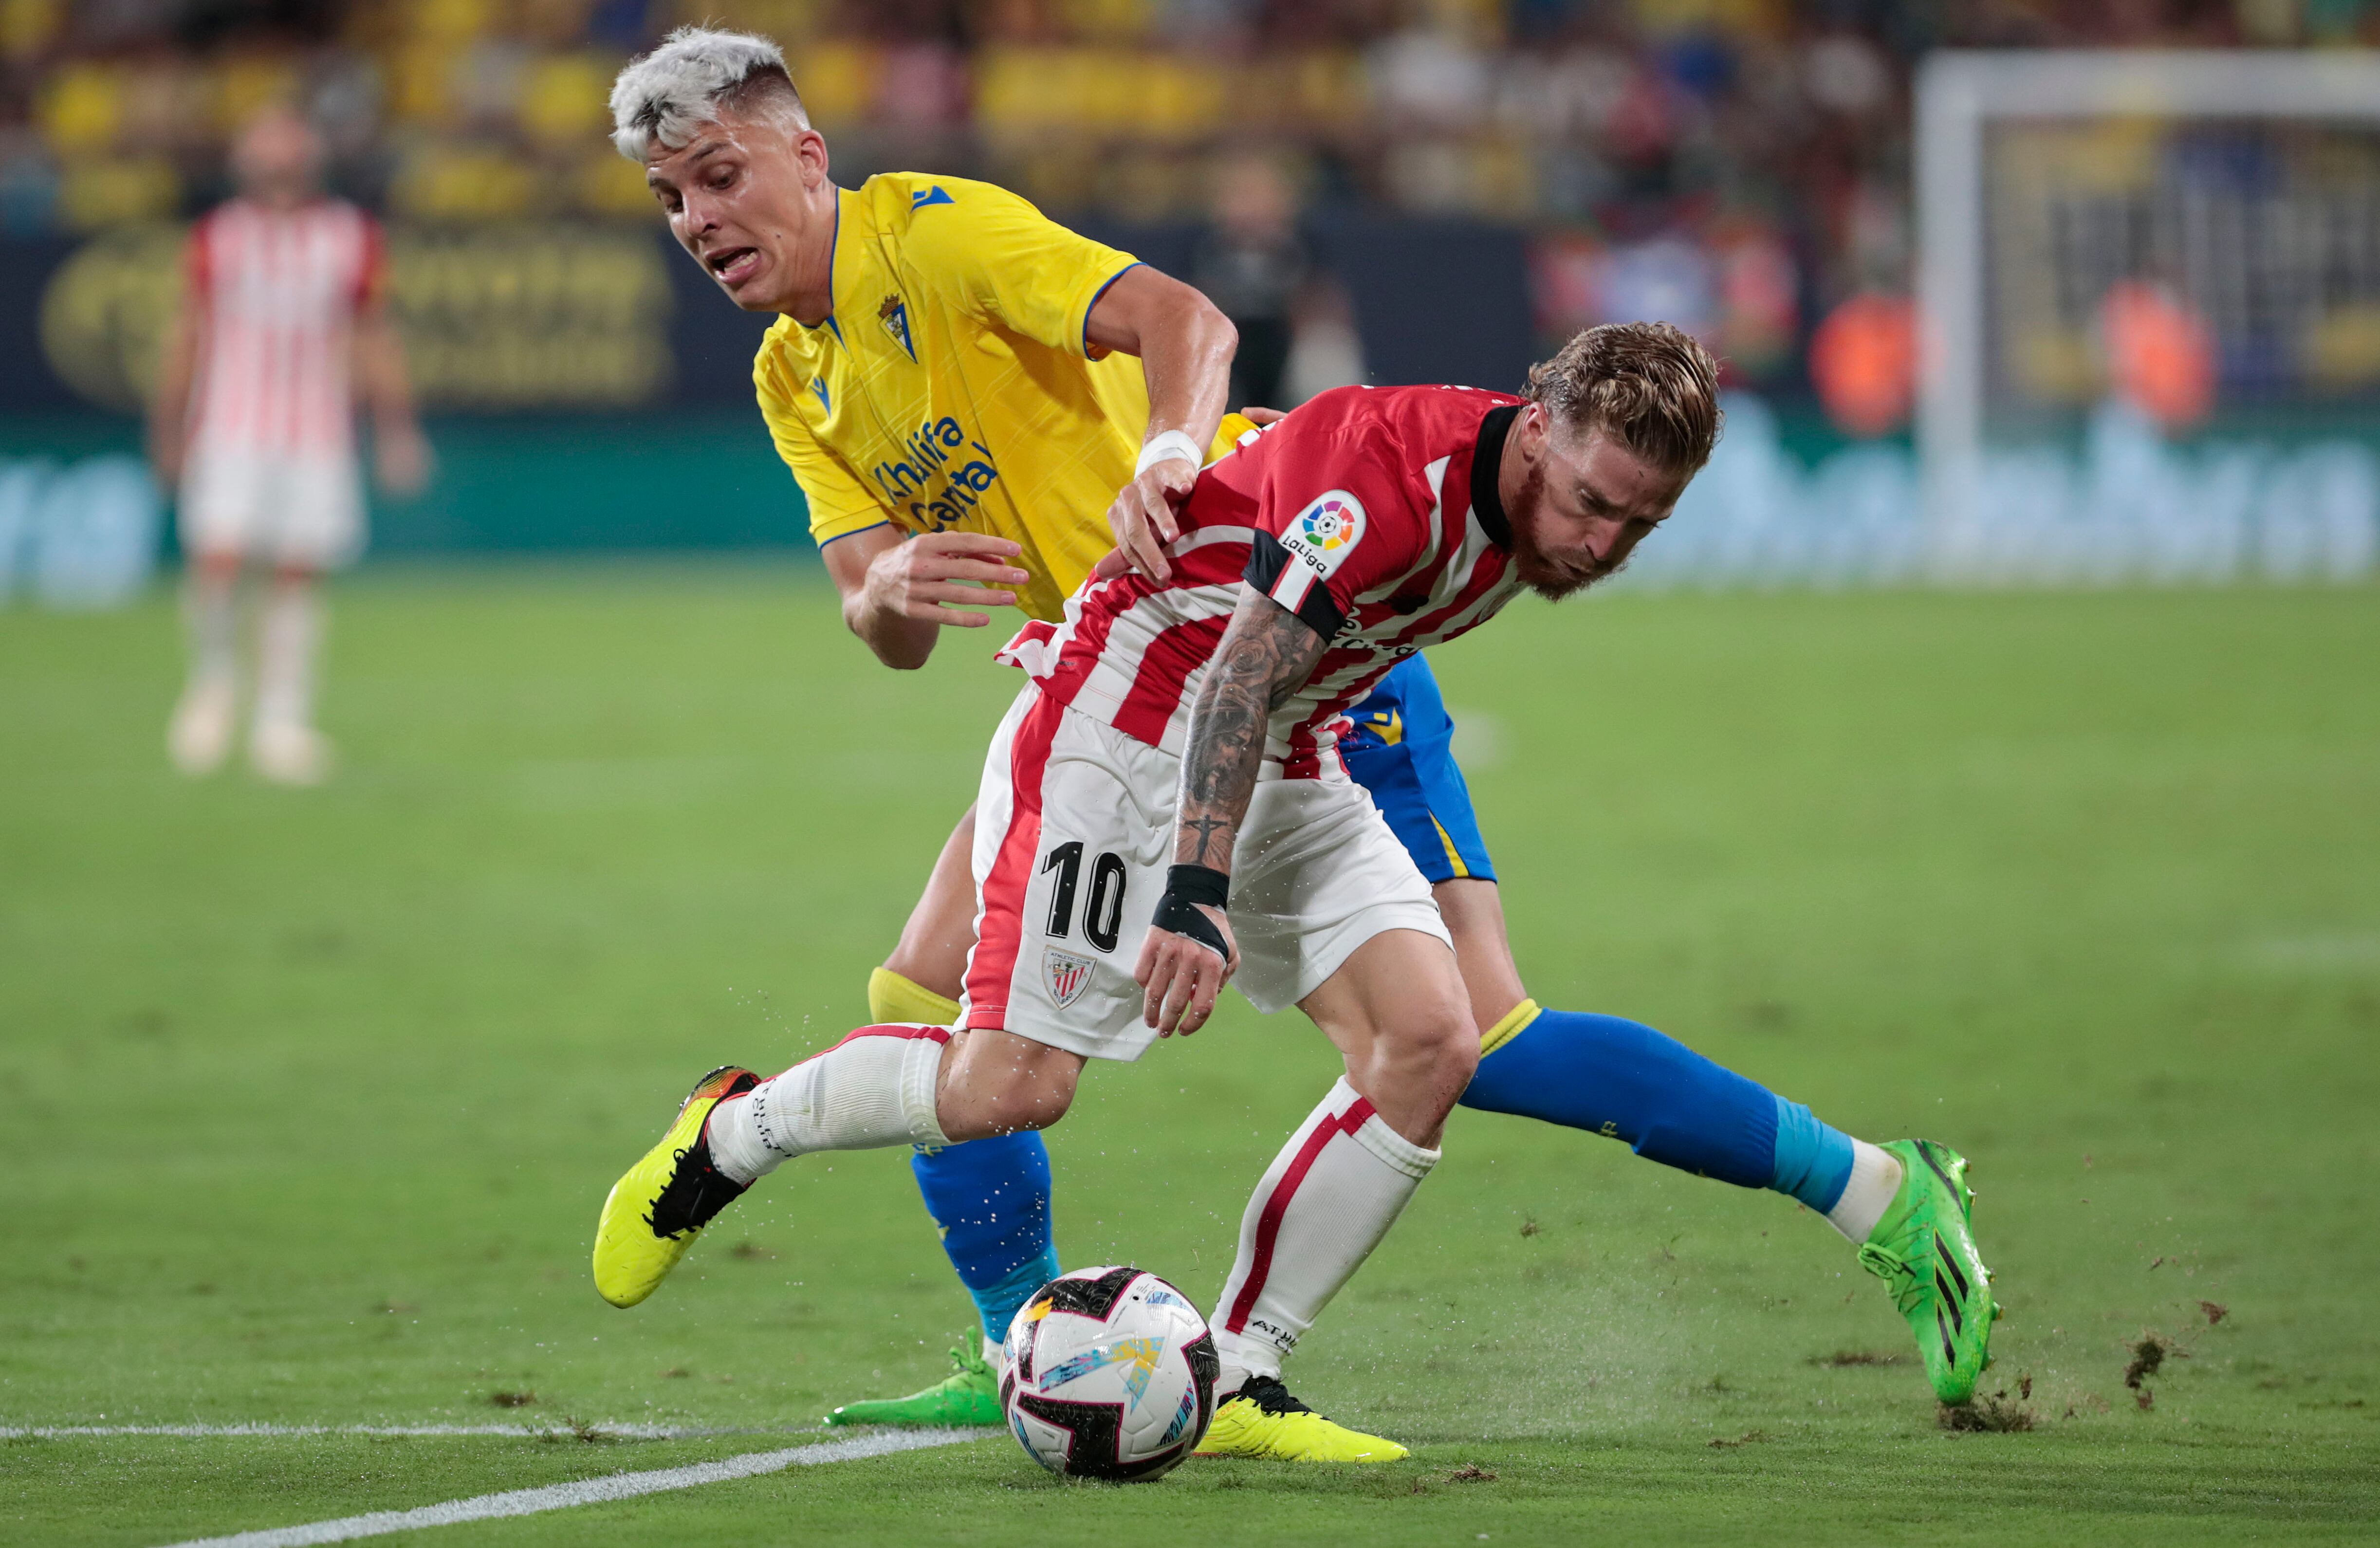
[3,568,2377,1545]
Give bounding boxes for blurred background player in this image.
[1189,151,1310,413]
[149,106,428,786]
[1188,151,1366,414]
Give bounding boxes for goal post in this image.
[1915,49,2380,574]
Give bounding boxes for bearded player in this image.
[599,318,1727,1461]
[598,28,2000,1452]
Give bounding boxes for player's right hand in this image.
[1133,905,1238,1037]
[864,531,1031,628]
[1106,456,1197,584]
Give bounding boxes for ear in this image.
[795,127,832,188]
[1511,401,1550,462]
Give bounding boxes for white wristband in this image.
[1135,430,1204,478]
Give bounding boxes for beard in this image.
[1506,461,1621,600]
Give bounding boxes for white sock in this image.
[184,577,238,691]
[1826,1139,1904,1242]
[705,1026,952,1187]
[1209,1078,1438,1391]
[254,584,320,733]
[981,1334,1003,1367]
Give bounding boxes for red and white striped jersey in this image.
[998,384,1529,779]
[183,197,385,460]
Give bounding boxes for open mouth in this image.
[706,246,761,286]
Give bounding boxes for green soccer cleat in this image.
[824,1342,1002,1428]
[1857,1138,2001,1405]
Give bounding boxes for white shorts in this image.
[960,683,1448,1062]
[179,445,365,568]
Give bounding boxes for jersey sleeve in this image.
[753,349,888,545]
[898,179,1141,359]
[1238,400,1430,639]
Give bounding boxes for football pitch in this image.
[4,566,2377,1546]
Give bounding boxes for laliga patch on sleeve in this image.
[1280,491,1367,580]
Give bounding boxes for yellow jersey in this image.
[756,171,1190,623]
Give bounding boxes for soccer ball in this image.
[999,1265,1219,1480]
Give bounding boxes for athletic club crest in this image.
[878,292,916,361]
[1044,948,1094,1009]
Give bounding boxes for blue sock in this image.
[1459,1007,1855,1210]
[1769,1091,1856,1213]
[910,1131,1061,1345]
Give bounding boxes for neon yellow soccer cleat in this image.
[1191,1376,1409,1462]
[1858,1138,2001,1404]
[592,1065,760,1309]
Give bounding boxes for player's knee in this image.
[194,551,243,587]
[942,1044,1078,1141]
[979,1080,1074,1139]
[1369,999,1477,1108]
[1421,1006,1481,1091]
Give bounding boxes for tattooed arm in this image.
[1133,588,1328,1035]
[1175,588,1330,869]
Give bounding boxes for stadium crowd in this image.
[0,0,2366,405]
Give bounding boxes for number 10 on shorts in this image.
[1041,841,1128,951]
[1041,843,1126,1010]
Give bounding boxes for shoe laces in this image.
[1857,1240,1927,1318]
[1230,1375,1317,1418]
[644,1143,746,1239]
[946,1343,990,1380]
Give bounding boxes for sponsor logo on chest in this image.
[867,415,1002,532]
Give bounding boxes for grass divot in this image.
[1939,1388,2035,1433]
[2123,1331,2185,1408]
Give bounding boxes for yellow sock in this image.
[868,965,961,1027]
[1477,997,1542,1059]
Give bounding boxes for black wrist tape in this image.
[1151,865,1230,956]
[1164,864,1229,908]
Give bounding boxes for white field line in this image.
[3,1421,806,1440]
[152,1426,984,1548]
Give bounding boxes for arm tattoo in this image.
[1174,591,1328,870]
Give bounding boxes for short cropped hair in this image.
[1524,322,1723,475]
[609,26,808,161]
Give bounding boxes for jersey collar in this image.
[1469,403,1520,549]
[799,187,849,338]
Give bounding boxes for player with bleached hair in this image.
[590,28,2000,1453]
[151,107,428,785]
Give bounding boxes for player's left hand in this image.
[1133,906,1237,1036]
[1106,455,1198,584]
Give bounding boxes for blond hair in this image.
[1524,322,1723,474]
[609,26,808,161]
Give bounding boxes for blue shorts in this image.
[1339,654,1495,885]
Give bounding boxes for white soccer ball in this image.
[999,1265,1218,1480]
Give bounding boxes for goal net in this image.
[1915,50,2380,583]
